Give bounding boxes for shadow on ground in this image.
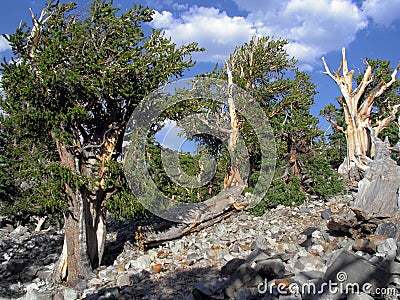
[0,229,63,298]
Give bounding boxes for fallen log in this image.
[136,185,247,248]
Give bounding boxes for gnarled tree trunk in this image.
[322,48,399,178]
[53,136,114,286]
[54,189,106,286]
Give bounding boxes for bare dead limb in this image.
[34,216,47,232]
[326,116,345,133]
[374,104,400,136]
[321,48,400,178]
[28,7,55,59]
[137,185,246,248]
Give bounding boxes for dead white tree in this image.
[223,60,244,188]
[322,48,400,177]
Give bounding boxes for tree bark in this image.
[54,182,107,287]
[53,138,109,287]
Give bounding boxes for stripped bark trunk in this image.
[322,48,400,179]
[224,61,244,188]
[60,190,105,286]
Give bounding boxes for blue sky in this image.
[1,0,399,134]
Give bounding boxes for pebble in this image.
[116,274,131,286]
[377,238,397,253]
[310,244,324,254]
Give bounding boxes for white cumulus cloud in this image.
[150,0,399,69]
[151,6,255,62]
[362,0,400,26]
[0,35,11,53]
[152,10,175,28]
[235,0,367,67]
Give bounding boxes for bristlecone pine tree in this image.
[210,36,343,210]
[322,48,400,178]
[0,0,200,286]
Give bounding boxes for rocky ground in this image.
[0,192,399,299]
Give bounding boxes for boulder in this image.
[321,209,332,220]
[20,265,40,282]
[323,249,390,296]
[245,247,272,265]
[116,274,131,287]
[220,258,245,277]
[222,263,263,299]
[299,227,319,249]
[253,258,286,279]
[294,255,326,272]
[293,270,325,286]
[192,279,225,300]
[9,225,29,239]
[375,222,400,241]
[327,210,358,234]
[233,286,260,300]
[352,239,377,254]
[18,283,49,300]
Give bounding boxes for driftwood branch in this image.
[137,185,246,248]
[140,210,237,249]
[34,216,47,232]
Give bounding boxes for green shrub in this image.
[302,156,344,198]
[250,176,307,216]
